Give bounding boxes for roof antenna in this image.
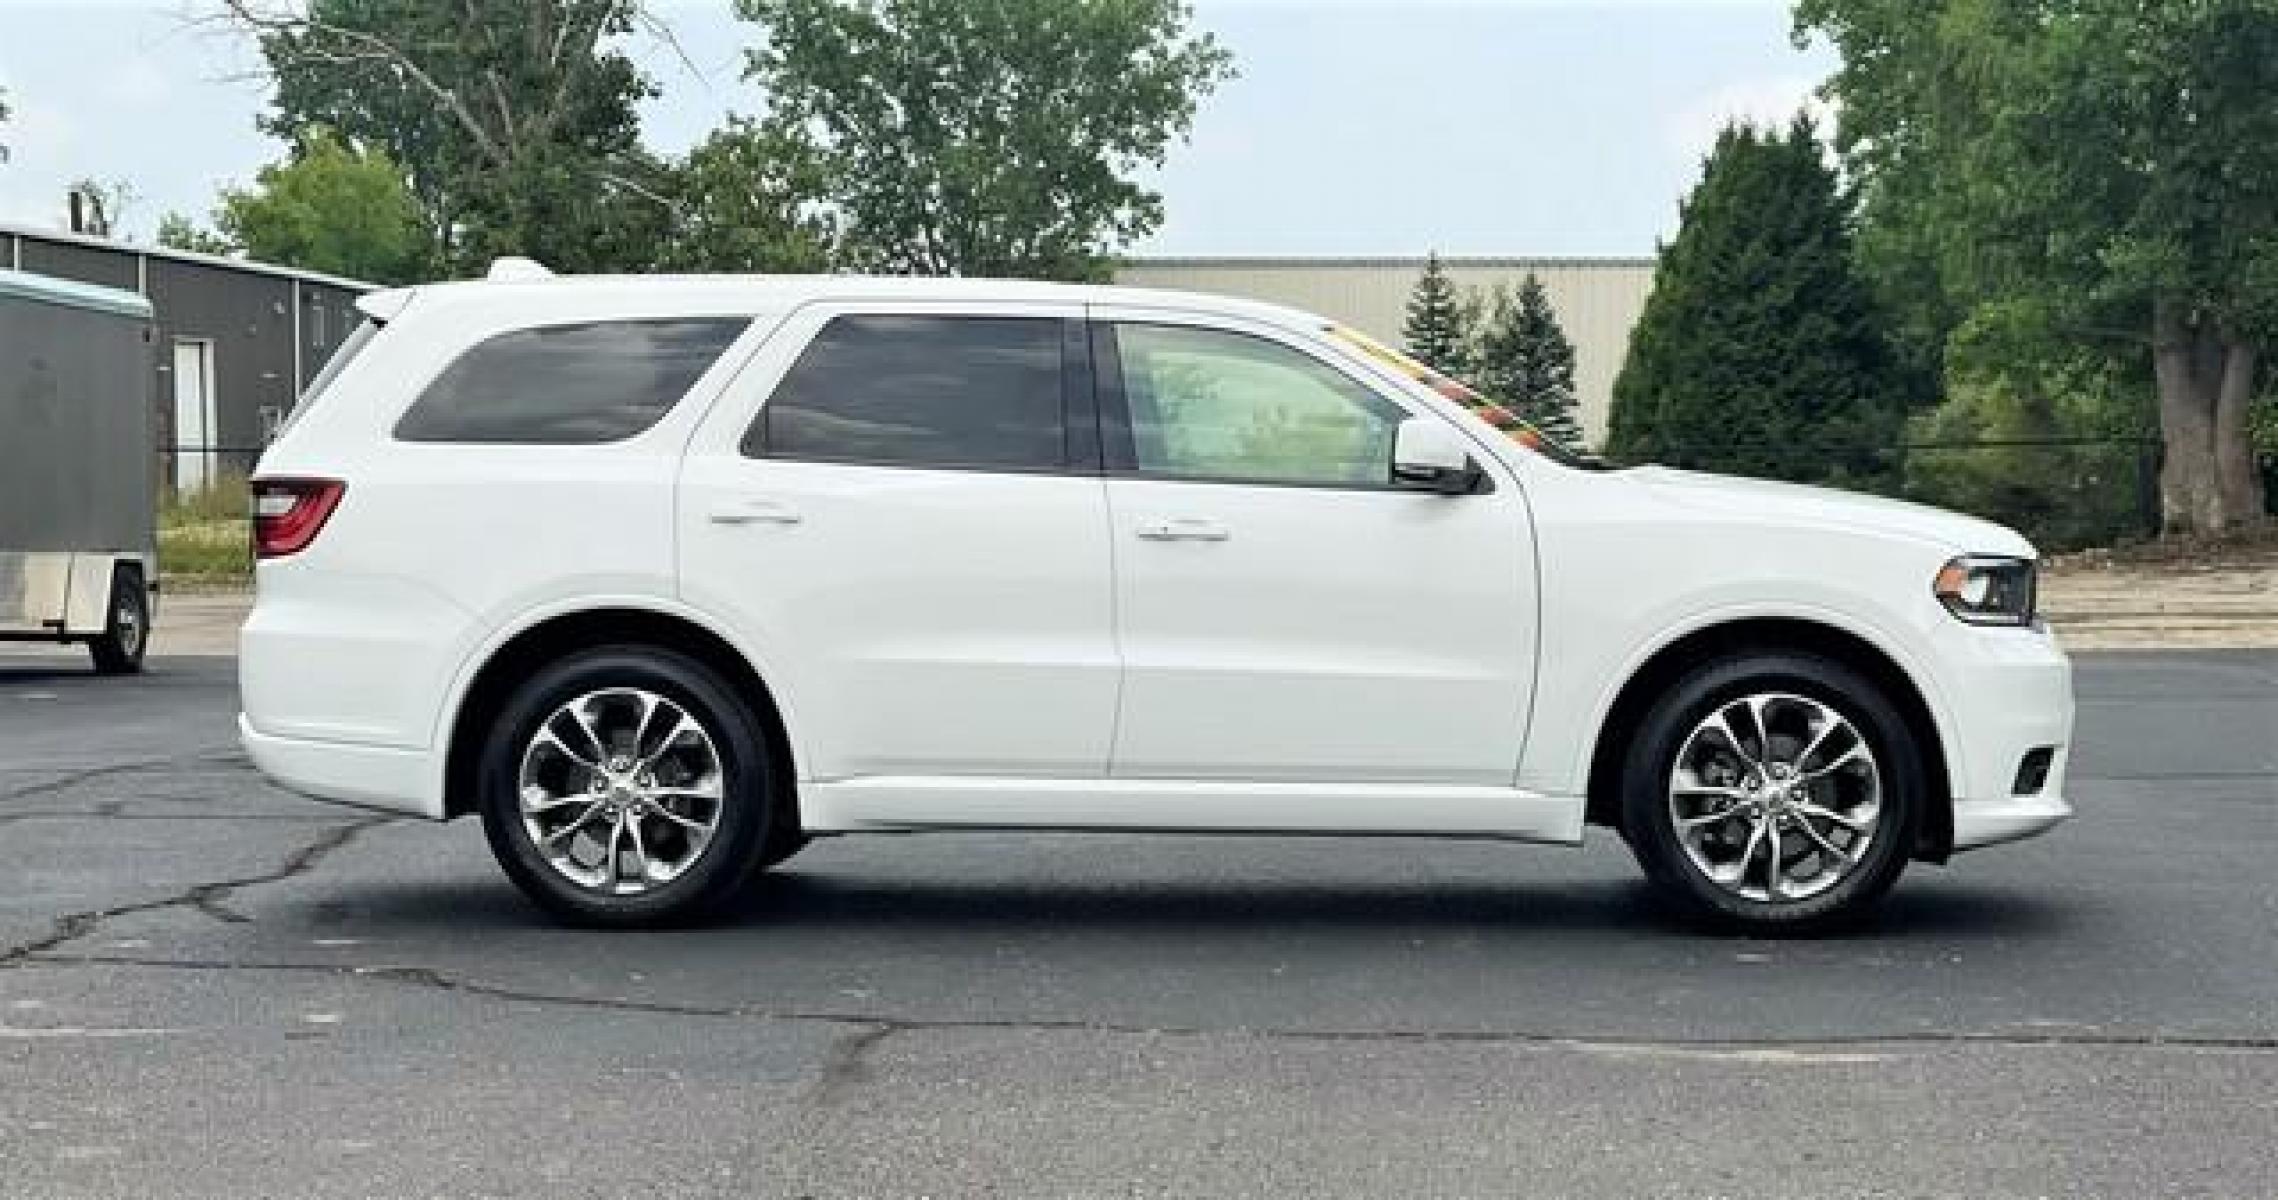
[486,257,554,282]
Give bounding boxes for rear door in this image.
[678,301,1118,782]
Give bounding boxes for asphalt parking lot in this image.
[0,649,2272,1198]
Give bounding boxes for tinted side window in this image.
[1111,323,1406,486]
[395,318,748,444]
[747,315,1065,469]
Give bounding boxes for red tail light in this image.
[251,478,346,560]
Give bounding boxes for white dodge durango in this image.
[240,262,2073,930]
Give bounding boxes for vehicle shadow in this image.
[733,869,2082,941]
[0,657,230,687]
[0,662,96,684]
[299,864,2081,946]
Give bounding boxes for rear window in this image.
[744,314,1066,470]
[395,318,748,444]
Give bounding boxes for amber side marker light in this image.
[1932,555,2037,627]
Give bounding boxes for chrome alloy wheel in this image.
[1667,692,1882,903]
[517,688,726,895]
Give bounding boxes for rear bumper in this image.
[239,713,443,819]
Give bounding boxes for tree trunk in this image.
[2150,299,2265,535]
[2213,337,2268,528]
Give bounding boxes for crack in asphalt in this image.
[0,811,360,827]
[0,757,199,805]
[0,817,396,965]
[2,714,2269,1064]
[802,1022,898,1108]
[10,952,2275,1054]
[0,747,254,806]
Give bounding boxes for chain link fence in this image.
[1892,436,2162,551]
[151,435,2173,581]
[1600,434,2164,551]
[156,448,259,581]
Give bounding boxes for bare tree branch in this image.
[592,167,678,212]
[631,6,703,84]
[216,0,507,166]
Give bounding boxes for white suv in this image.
[241,264,2073,931]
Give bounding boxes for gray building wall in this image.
[18,237,139,292]
[3,224,372,488]
[1116,256,1656,445]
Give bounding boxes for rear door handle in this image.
[708,499,803,526]
[1135,517,1229,542]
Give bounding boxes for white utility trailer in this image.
[0,269,158,673]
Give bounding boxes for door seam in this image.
[1100,476,1130,780]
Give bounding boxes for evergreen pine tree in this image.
[1606,116,1907,487]
[1470,274,1585,447]
[1401,251,1471,375]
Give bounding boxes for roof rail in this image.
[486,256,555,282]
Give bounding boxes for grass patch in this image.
[159,478,251,583]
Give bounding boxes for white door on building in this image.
[171,339,214,493]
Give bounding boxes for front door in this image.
[679,302,1118,783]
[1093,312,1538,786]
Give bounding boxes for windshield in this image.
[1323,324,1596,469]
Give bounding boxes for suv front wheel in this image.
[1621,651,1924,932]
[478,647,776,926]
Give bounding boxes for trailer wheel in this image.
[88,567,149,676]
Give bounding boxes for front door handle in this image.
[708,499,803,526]
[1135,517,1230,542]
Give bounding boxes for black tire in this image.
[757,828,812,871]
[478,646,776,927]
[87,568,149,676]
[1620,651,1924,933]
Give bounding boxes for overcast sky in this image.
[0,0,1835,258]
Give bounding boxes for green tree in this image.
[1469,274,1584,447]
[224,0,664,274]
[1401,252,1470,375]
[162,132,430,283]
[156,213,238,257]
[734,0,1233,279]
[657,120,837,273]
[1902,306,2157,549]
[1797,0,2276,534]
[1606,117,1906,487]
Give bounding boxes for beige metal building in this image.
[1115,256,1656,445]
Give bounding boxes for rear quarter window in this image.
[394,318,748,444]
[743,314,1067,470]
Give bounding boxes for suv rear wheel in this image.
[1621,651,1923,932]
[478,647,776,926]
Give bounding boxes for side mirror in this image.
[1391,418,1484,495]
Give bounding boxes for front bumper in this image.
[1951,792,2073,851]
[1933,621,2075,853]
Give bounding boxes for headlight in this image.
[1933,555,2037,627]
